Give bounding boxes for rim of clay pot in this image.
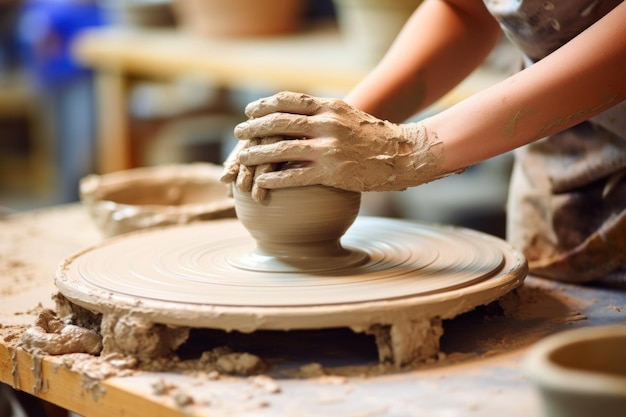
[525,325,626,396]
[80,163,234,213]
[79,163,235,237]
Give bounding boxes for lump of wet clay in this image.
[100,314,189,361]
[199,346,266,375]
[215,351,265,375]
[19,309,102,356]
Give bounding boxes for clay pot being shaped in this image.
[231,185,368,272]
[525,325,626,417]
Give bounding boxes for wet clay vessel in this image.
[231,185,368,272]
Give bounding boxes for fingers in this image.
[244,91,324,118]
[220,163,239,185]
[221,135,316,199]
[255,167,320,189]
[235,138,258,193]
[235,112,340,141]
[236,162,254,193]
[251,136,281,202]
[231,92,347,197]
[220,140,248,184]
[239,139,317,166]
[235,113,309,140]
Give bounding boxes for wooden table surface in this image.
[1,204,625,416]
[73,24,371,94]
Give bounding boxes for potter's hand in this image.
[220,139,252,194]
[234,91,461,193]
[220,136,281,201]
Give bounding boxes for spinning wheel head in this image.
[55,217,527,365]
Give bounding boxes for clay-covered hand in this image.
[220,136,282,201]
[220,139,250,193]
[233,91,461,193]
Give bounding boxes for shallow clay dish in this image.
[525,325,626,417]
[80,163,235,237]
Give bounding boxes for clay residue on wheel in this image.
[19,309,102,356]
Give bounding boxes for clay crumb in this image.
[1,325,28,347]
[151,378,178,396]
[249,375,281,394]
[564,312,587,322]
[61,353,137,381]
[208,348,266,375]
[204,370,221,380]
[423,351,447,365]
[299,362,328,377]
[319,375,349,385]
[215,351,265,375]
[173,392,195,407]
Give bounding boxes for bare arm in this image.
[229,1,626,195]
[345,0,502,122]
[428,1,626,172]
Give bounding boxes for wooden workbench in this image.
[1,204,625,416]
[72,25,505,174]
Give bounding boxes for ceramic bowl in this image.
[80,163,235,237]
[173,0,305,38]
[232,185,366,271]
[525,325,626,417]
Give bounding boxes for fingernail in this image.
[233,122,248,138]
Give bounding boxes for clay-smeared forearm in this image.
[345,0,501,123]
[415,2,626,174]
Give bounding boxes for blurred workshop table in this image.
[1,204,625,417]
[73,24,505,174]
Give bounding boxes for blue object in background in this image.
[16,1,108,204]
[17,0,107,88]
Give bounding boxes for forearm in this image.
[345,0,501,123]
[428,1,626,173]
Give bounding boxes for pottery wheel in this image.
[56,216,527,364]
[56,217,527,332]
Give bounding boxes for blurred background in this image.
[0,0,520,236]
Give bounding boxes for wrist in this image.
[400,122,465,184]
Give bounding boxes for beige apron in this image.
[484,0,626,282]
